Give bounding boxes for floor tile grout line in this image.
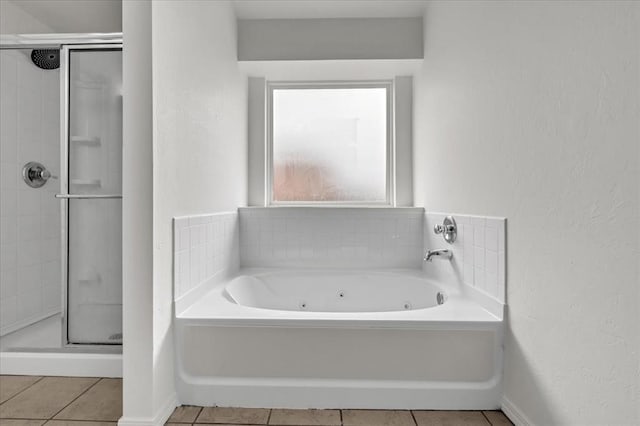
[410,409,418,426]
[192,405,203,424]
[48,377,103,421]
[194,406,203,424]
[266,408,272,425]
[481,410,493,426]
[0,375,46,407]
[339,408,343,426]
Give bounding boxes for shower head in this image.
[31,49,60,70]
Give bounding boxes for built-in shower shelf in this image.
[71,179,101,187]
[71,136,101,146]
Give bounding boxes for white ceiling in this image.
[233,0,426,19]
[9,0,122,33]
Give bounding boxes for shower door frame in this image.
[0,35,122,350]
[59,42,123,347]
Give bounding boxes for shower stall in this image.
[0,34,122,375]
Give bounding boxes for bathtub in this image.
[174,269,503,409]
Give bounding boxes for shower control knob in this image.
[433,216,457,244]
[40,169,52,180]
[22,161,57,188]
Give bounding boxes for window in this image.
[267,82,392,204]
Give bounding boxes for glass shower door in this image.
[62,47,122,344]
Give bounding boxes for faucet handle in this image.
[433,216,457,244]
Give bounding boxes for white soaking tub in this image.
[225,270,446,313]
[175,269,503,409]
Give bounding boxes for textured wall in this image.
[151,0,248,417]
[237,18,423,61]
[0,1,54,34]
[121,0,154,421]
[0,0,121,34]
[414,1,639,425]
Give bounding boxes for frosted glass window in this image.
[271,85,389,203]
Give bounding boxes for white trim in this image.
[248,77,267,206]
[502,396,535,426]
[238,59,422,81]
[0,352,122,377]
[393,76,413,206]
[60,44,122,347]
[266,80,394,206]
[0,33,122,48]
[118,392,178,426]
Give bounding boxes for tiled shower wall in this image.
[239,207,424,268]
[424,212,506,303]
[0,50,61,335]
[173,212,239,300]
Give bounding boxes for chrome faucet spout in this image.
[424,249,452,262]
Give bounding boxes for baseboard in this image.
[0,351,122,377]
[118,392,177,426]
[502,396,534,426]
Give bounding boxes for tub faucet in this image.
[424,249,452,262]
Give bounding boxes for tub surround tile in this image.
[341,409,415,426]
[269,409,340,425]
[53,379,122,421]
[424,212,506,306]
[0,376,42,404]
[167,406,203,423]
[239,207,424,269]
[413,410,490,426]
[0,50,61,336]
[173,212,239,300]
[0,377,99,419]
[195,407,270,425]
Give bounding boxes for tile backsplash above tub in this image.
[173,212,239,300]
[239,207,424,269]
[424,212,506,304]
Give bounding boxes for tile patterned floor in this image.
[0,376,513,426]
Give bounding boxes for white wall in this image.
[0,1,54,34]
[414,2,639,425]
[151,0,248,419]
[0,49,61,336]
[237,17,423,61]
[0,0,121,34]
[121,0,154,423]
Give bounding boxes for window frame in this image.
[266,80,395,206]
